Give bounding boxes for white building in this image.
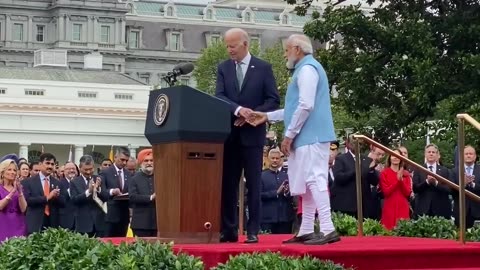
[0,51,151,164]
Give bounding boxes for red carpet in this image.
[101,235,480,270]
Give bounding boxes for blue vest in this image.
[284,54,336,148]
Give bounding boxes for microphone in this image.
[162,62,195,87]
[173,63,194,76]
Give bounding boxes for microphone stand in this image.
[162,71,178,87]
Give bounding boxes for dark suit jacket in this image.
[58,178,75,230]
[70,175,107,234]
[450,164,480,218]
[330,153,379,219]
[215,55,280,147]
[412,164,452,219]
[23,174,65,234]
[100,165,130,224]
[260,169,294,224]
[129,171,156,230]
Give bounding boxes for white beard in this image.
[286,57,296,70]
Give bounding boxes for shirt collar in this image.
[237,52,251,65]
[113,164,122,173]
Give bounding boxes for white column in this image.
[18,143,30,161]
[74,144,86,165]
[120,19,126,45]
[128,144,137,159]
[58,15,64,41]
[27,16,33,43]
[65,15,71,41]
[5,15,11,40]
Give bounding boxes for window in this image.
[100,25,110,43]
[171,33,180,51]
[206,9,213,20]
[180,78,189,86]
[244,12,251,22]
[13,23,23,41]
[166,6,174,16]
[114,93,134,100]
[36,25,45,42]
[211,35,220,44]
[129,31,139,48]
[24,89,45,96]
[0,88,6,94]
[72,24,82,41]
[78,91,97,98]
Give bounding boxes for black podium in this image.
[144,85,231,243]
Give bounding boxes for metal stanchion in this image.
[457,118,466,244]
[354,138,363,236]
[238,172,245,236]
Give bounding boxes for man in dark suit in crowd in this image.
[129,148,157,237]
[70,155,106,237]
[23,153,65,234]
[328,141,340,190]
[413,143,452,219]
[450,145,480,228]
[330,136,380,219]
[59,161,77,231]
[100,146,131,237]
[260,148,294,234]
[215,27,280,243]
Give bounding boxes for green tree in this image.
[285,0,480,145]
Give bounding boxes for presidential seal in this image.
[153,94,169,126]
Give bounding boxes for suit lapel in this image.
[78,176,87,190]
[34,175,43,195]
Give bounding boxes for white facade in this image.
[0,78,151,164]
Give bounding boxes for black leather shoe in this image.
[244,234,258,243]
[219,233,238,243]
[282,232,320,244]
[304,231,341,245]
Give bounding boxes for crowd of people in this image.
[0,146,157,242]
[260,140,480,233]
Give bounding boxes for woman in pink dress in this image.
[0,158,27,242]
[379,149,412,230]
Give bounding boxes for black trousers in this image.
[221,142,263,236]
[261,222,292,234]
[106,221,129,237]
[133,229,157,237]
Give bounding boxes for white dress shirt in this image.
[267,65,319,139]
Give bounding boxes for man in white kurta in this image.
[249,34,340,245]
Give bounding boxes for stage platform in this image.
[101,235,480,270]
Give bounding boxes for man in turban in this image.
[128,148,157,237]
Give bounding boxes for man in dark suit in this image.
[330,136,380,219]
[260,148,294,234]
[23,153,65,234]
[59,161,77,231]
[450,145,480,228]
[129,148,157,237]
[215,27,280,243]
[70,155,106,237]
[413,143,452,219]
[100,146,131,237]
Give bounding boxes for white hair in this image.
[225,28,250,44]
[287,34,313,54]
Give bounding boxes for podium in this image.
[144,85,231,243]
